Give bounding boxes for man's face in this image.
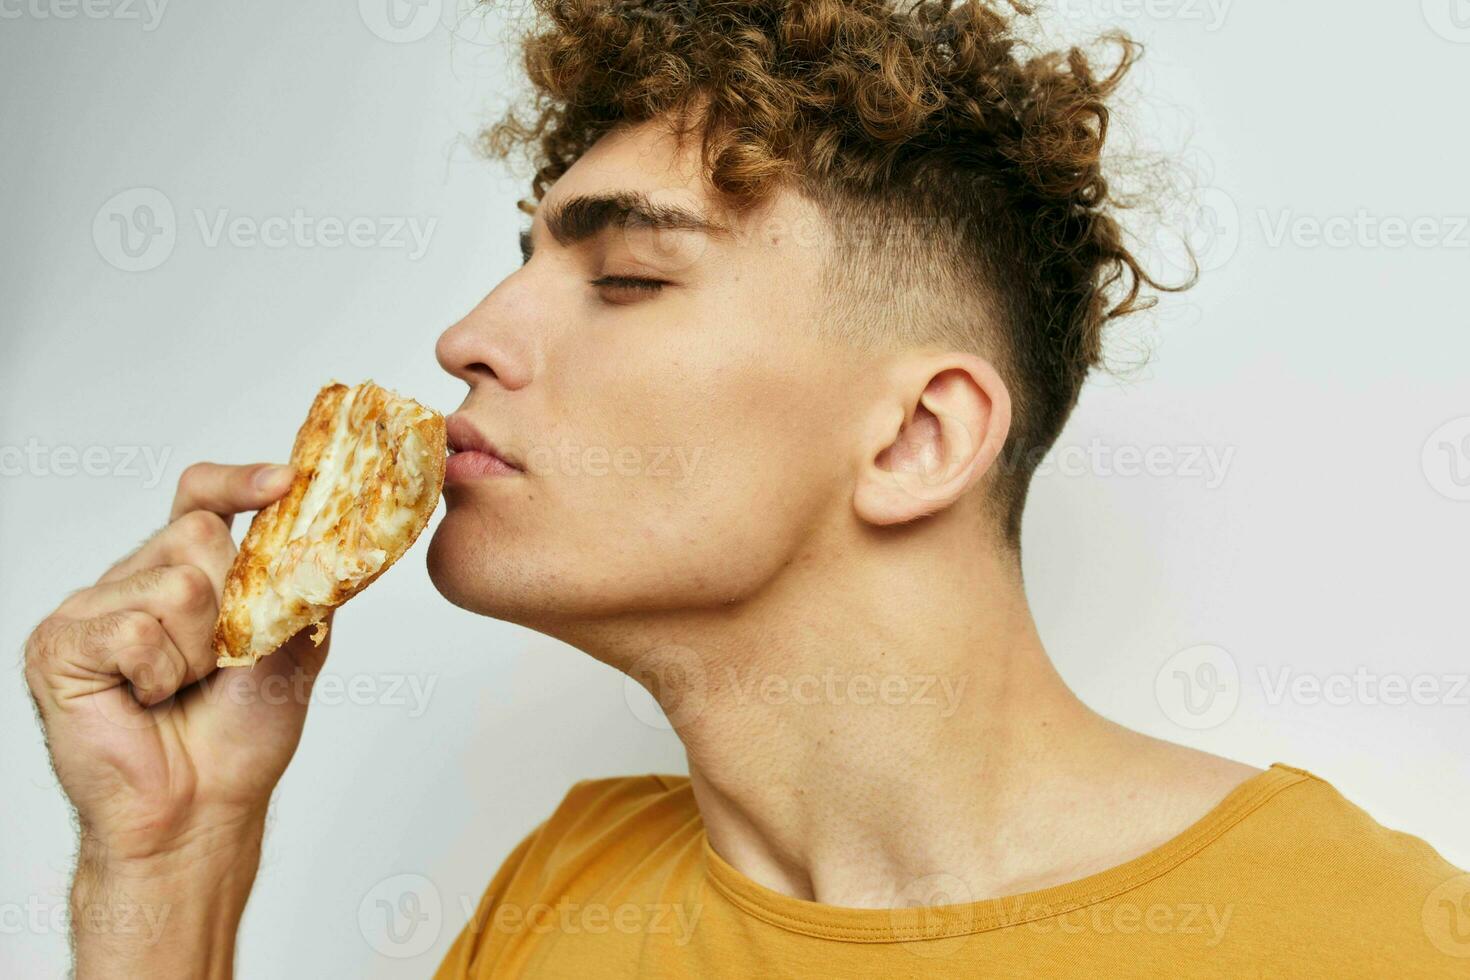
[428,117,874,629]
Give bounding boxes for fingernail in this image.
[253,465,291,490]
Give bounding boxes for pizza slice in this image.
[213,380,446,667]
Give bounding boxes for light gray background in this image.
[3,1,1468,975]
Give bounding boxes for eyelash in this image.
[589,275,665,297]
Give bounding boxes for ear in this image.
[853,353,1012,525]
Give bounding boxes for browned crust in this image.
[212,381,445,666]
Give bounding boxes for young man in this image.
[24,0,1465,977]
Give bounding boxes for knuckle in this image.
[173,508,227,547]
[33,611,67,639]
[177,461,211,494]
[134,646,186,694]
[91,609,163,653]
[159,564,215,611]
[23,615,63,667]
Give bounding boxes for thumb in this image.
[170,461,299,528]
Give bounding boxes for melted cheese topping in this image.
[240,383,435,658]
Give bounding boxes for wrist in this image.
[70,818,265,979]
[79,802,269,867]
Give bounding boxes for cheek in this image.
[557,353,845,594]
[420,339,847,615]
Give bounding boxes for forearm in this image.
[69,826,263,980]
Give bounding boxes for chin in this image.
[426,510,508,617]
[425,510,585,625]
[425,497,792,625]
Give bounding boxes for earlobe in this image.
[853,355,1012,527]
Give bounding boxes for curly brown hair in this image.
[483,0,1193,547]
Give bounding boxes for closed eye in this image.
[590,275,666,301]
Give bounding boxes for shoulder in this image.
[545,773,696,829]
[554,772,694,812]
[1248,764,1461,882]
[529,773,700,868]
[1206,763,1467,956]
[434,775,699,978]
[1111,740,1457,896]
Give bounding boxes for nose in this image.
[435,277,538,391]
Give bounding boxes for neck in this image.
[544,510,1197,907]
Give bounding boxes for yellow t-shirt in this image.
[434,763,1469,978]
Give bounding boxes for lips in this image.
[445,413,523,472]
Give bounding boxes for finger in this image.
[169,461,296,526]
[56,565,221,686]
[98,509,237,594]
[42,610,190,707]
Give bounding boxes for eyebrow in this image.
[518,190,729,263]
